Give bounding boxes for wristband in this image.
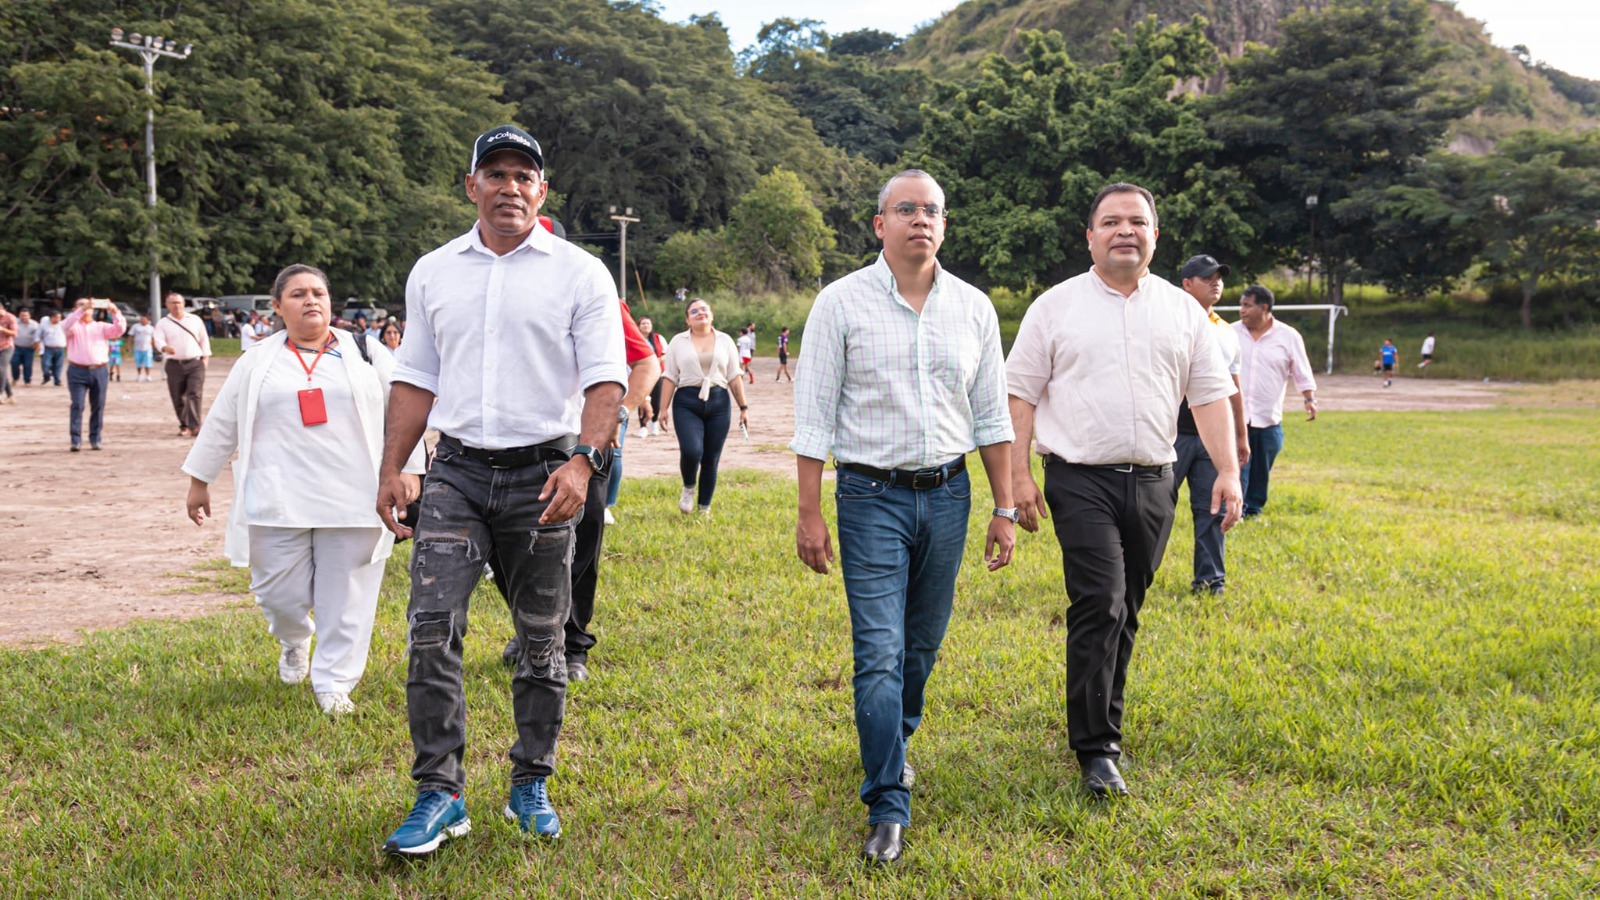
[738,405,748,411]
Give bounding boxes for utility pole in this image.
[1304,193,1319,303]
[608,206,639,299]
[108,27,193,320]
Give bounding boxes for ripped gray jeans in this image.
[405,439,578,794]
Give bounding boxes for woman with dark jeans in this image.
[658,298,748,513]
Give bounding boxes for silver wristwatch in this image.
[992,507,1020,523]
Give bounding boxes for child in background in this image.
[107,334,124,382]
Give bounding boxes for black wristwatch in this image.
[617,405,630,424]
[573,444,607,474]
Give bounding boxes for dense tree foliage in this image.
[1204,0,1477,302]
[914,19,1257,290]
[1,0,507,305]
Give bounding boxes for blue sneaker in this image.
[384,790,471,856]
[504,777,561,838]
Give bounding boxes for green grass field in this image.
[4,406,1598,895]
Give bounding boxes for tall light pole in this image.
[608,205,639,300]
[108,27,193,320]
[1304,193,1319,302]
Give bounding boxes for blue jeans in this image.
[1240,424,1285,516]
[67,365,109,446]
[405,439,578,794]
[1171,433,1226,589]
[673,386,731,509]
[835,465,971,826]
[605,424,625,508]
[11,346,34,383]
[41,347,64,385]
[0,348,12,398]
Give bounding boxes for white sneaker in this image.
[647,421,659,437]
[316,691,355,715]
[635,426,648,439]
[679,487,695,514]
[603,507,616,525]
[278,640,311,684]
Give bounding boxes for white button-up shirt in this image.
[393,225,628,449]
[790,254,1012,470]
[1006,269,1234,466]
[1234,319,1317,428]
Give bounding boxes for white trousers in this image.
[248,525,387,694]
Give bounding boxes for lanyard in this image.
[286,335,336,383]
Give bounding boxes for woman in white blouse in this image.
[658,297,749,513]
[182,264,424,715]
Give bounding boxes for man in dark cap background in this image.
[376,124,626,856]
[1173,255,1249,595]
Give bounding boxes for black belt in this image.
[439,433,575,469]
[69,363,106,370]
[1044,454,1171,476]
[837,456,965,490]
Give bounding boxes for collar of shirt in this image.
[871,252,946,311]
[457,221,554,259]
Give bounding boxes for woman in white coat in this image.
[657,297,748,513]
[183,264,424,715]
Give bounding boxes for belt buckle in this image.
[1110,463,1135,474]
[911,469,943,490]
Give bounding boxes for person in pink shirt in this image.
[1233,284,1317,517]
[0,302,17,404]
[62,298,127,451]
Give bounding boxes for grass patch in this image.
[3,408,1598,893]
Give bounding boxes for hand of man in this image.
[1237,439,1251,469]
[538,458,592,524]
[796,509,834,575]
[161,345,176,355]
[186,482,210,526]
[1305,398,1318,422]
[377,468,415,538]
[984,517,1015,571]
[1013,474,1049,533]
[1212,473,1243,533]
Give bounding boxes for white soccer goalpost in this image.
[1213,304,1348,374]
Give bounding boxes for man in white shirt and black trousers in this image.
[792,169,1016,866]
[375,124,627,856]
[1006,183,1242,799]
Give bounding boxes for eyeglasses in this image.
[882,202,947,222]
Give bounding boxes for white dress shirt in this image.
[790,254,1012,470]
[182,330,426,567]
[1234,319,1317,428]
[153,313,211,360]
[393,225,628,449]
[1006,269,1234,466]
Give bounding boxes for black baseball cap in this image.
[1179,254,1231,280]
[470,125,543,173]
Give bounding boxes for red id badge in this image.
[298,388,328,426]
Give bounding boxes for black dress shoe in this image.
[567,660,588,682]
[901,762,915,789]
[861,823,903,864]
[1081,757,1128,798]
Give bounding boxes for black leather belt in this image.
[1044,454,1171,476]
[838,456,965,490]
[439,433,575,469]
[69,363,107,369]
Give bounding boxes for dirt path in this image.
[0,358,1514,646]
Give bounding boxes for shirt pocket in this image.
[931,331,980,393]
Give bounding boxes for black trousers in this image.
[1042,459,1176,763]
[491,467,606,661]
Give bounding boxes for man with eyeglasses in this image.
[1007,183,1241,799]
[792,168,1015,866]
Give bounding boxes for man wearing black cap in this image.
[376,124,627,856]
[1172,255,1249,595]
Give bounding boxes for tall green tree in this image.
[725,167,835,290]
[914,18,1256,290]
[422,0,834,278]
[1473,130,1600,330]
[1,0,508,304]
[1203,0,1477,303]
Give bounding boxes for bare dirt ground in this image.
[0,357,1514,646]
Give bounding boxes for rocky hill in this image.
[897,0,1598,149]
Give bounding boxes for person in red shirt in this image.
[636,315,668,436]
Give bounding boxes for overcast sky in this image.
[653,0,1599,81]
